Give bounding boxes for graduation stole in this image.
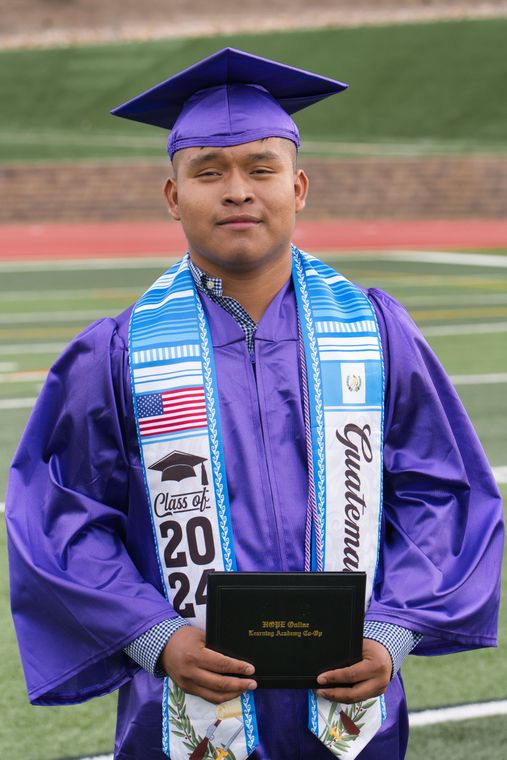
[129,247,385,760]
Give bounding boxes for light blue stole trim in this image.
[196,293,237,572]
[292,249,327,570]
[241,692,259,754]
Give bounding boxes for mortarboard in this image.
[149,450,209,486]
[111,47,348,158]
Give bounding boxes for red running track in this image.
[1,219,507,260]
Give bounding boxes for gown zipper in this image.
[247,341,288,571]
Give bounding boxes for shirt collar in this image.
[188,258,224,297]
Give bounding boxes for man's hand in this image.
[159,625,257,704]
[316,638,392,704]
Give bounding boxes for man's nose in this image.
[222,170,254,204]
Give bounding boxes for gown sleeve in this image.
[364,289,503,655]
[6,317,176,705]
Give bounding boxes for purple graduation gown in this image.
[6,279,503,760]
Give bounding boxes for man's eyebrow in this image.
[246,151,282,162]
[186,149,283,169]
[186,151,225,168]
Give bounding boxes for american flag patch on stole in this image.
[137,387,207,437]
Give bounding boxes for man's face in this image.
[164,138,309,277]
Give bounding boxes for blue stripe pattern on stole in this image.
[305,256,383,409]
[130,261,200,355]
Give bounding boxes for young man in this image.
[7,48,503,760]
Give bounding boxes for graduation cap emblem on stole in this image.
[149,450,209,486]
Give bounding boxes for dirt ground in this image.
[2,0,507,48]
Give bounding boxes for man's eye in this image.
[198,170,220,177]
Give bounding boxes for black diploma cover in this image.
[206,572,366,689]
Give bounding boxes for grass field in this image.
[0,250,506,759]
[1,18,507,162]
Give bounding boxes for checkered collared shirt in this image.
[189,258,258,352]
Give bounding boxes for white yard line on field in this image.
[405,294,507,306]
[1,250,507,274]
[423,321,507,336]
[0,371,47,384]
[0,258,176,272]
[492,466,507,484]
[409,699,507,727]
[0,397,38,409]
[0,310,108,324]
[0,343,67,355]
[2,287,138,301]
[449,372,507,385]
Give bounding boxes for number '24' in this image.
[160,517,215,618]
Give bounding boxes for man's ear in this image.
[164,177,181,221]
[294,169,309,214]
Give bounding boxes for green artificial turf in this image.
[1,18,507,162]
[407,715,507,760]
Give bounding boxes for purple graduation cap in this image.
[111,47,348,158]
[149,450,209,486]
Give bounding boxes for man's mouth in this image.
[217,215,261,228]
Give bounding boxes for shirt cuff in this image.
[124,617,191,677]
[363,620,423,679]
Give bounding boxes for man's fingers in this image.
[160,626,257,703]
[181,664,256,696]
[184,684,252,705]
[317,679,387,704]
[316,641,392,704]
[197,646,255,677]
[317,642,392,688]
[317,659,372,686]
[175,665,256,705]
